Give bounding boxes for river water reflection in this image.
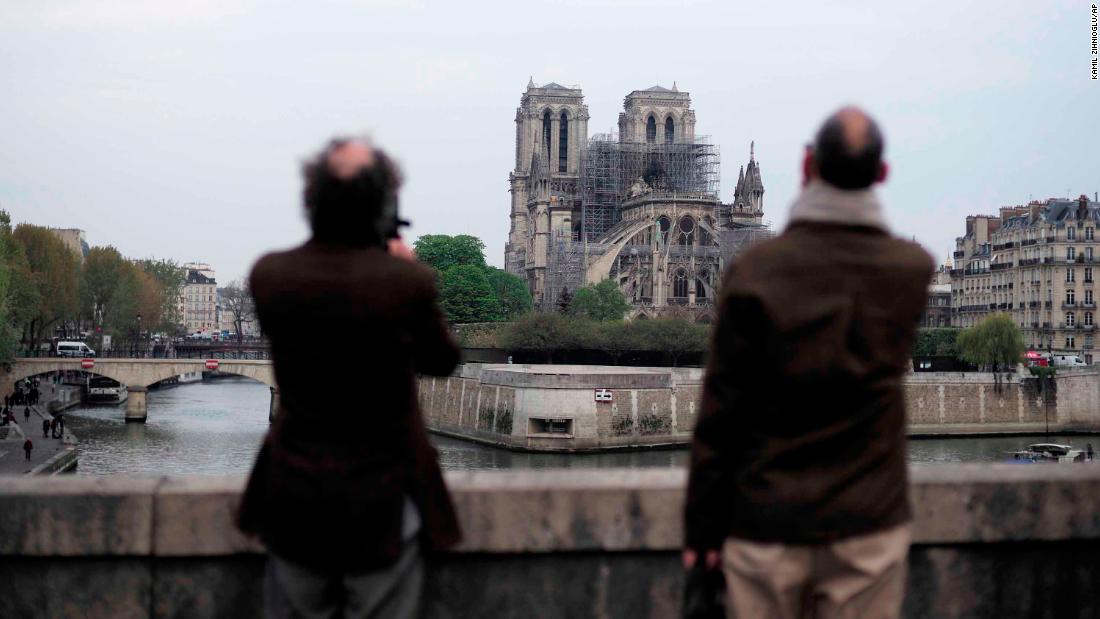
[61,379,1098,475]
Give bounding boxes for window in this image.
[1089,290,1095,304]
[1067,268,1076,283]
[1067,336,1076,348]
[1067,290,1076,304]
[673,268,688,298]
[1088,227,1095,241]
[1090,247,1095,261]
[1088,267,1094,283]
[665,116,674,144]
[646,116,657,143]
[1068,247,1077,260]
[1087,312,1094,326]
[1068,227,1076,240]
[1067,312,1075,326]
[542,110,552,157]
[558,112,568,173]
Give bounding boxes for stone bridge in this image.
[4,358,277,422]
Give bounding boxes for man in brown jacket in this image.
[239,137,461,618]
[684,108,934,618]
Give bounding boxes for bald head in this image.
[812,106,885,190]
[326,140,376,179]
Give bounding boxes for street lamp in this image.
[136,313,143,359]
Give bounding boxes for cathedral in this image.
[504,79,770,321]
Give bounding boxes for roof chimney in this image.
[1080,194,1089,221]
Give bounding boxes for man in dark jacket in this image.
[684,107,933,619]
[238,137,461,619]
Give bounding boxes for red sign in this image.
[80,358,95,370]
[205,359,220,370]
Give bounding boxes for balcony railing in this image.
[953,250,965,258]
[991,262,1013,271]
[1022,239,1038,246]
[1063,302,1080,309]
[1019,258,1040,266]
[1046,237,1057,243]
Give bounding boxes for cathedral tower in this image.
[617,84,695,145]
[505,79,589,304]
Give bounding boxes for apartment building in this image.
[179,262,218,335]
[952,195,1100,363]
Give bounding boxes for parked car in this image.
[56,341,96,357]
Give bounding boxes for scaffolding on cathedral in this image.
[543,230,591,310]
[580,133,721,243]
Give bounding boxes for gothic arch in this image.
[664,115,675,144]
[646,115,657,143]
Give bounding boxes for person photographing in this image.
[239,137,461,619]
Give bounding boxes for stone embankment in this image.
[0,465,1097,618]
[422,364,1100,451]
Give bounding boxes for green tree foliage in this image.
[11,224,80,352]
[569,279,631,321]
[637,318,710,366]
[414,235,532,323]
[913,328,961,357]
[82,246,131,333]
[957,314,1026,392]
[499,314,709,366]
[0,211,19,360]
[497,313,595,363]
[484,267,532,319]
[439,265,500,324]
[137,258,185,331]
[413,234,487,273]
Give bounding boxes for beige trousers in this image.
[721,524,910,619]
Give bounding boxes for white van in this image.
[56,341,96,358]
[1052,354,1087,367]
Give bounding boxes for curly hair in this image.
[301,138,404,248]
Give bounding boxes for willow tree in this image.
[957,313,1025,393]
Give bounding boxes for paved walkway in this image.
[0,389,77,475]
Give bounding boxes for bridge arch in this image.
[3,358,277,423]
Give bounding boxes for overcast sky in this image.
[1,1,1096,283]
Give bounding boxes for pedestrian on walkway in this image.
[24,438,32,461]
[238,137,461,619]
[51,418,60,439]
[684,107,934,619]
[24,406,30,421]
[42,418,50,438]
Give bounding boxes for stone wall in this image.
[419,364,701,451]
[424,365,1100,448]
[2,466,1100,618]
[905,366,1100,435]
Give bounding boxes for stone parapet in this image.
[1,466,1099,618]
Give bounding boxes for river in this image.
[61,378,1098,475]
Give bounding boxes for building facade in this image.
[47,228,90,261]
[505,80,770,320]
[951,195,1100,363]
[179,262,218,335]
[923,264,953,328]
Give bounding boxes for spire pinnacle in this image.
[750,140,755,162]
[527,76,535,88]
[672,81,678,92]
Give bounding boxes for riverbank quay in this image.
[0,404,77,475]
[0,465,1096,618]
[422,364,1100,451]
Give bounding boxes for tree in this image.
[636,318,710,367]
[0,210,18,360]
[137,258,186,332]
[438,265,499,323]
[498,313,594,363]
[483,267,532,320]
[413,235,487,273]
[570,279,631,321]
[11,225,80,352]
[220,279,255,343]
[81,246,131,336]
[913,328,961,357]
[957,313,1025,392]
